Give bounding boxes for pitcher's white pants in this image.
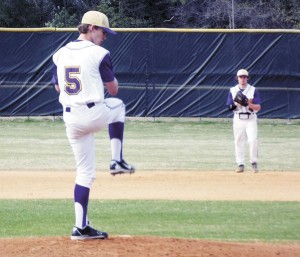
[233,115,258,166]
[63,98,125,188]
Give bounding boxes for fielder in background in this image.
[52,11,135,240]
[226,69,261,173]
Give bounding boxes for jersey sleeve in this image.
[99,53,115,83]
[252,89,261,105]
[226,90,234,106]
[52,63,58,85]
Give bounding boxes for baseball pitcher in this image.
[52,11,135,240]
[226,69,261,173]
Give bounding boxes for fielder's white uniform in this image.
[53,40,125,188]
[227,84,261,167]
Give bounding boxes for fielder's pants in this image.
[233,114,258,166]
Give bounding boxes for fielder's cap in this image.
[81,11,117,35]
[237,69,249,77]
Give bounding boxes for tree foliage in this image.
[0,0,299,29]
[45,7,78,27]
[0,0,55,27]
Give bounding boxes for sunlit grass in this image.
[0,118,299,171]
[1,199,299,242]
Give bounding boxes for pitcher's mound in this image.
[1,236,300,257]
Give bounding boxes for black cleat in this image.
[252,162,259,173]
[71,225,108,240]
[110,160,135,176]
[236,164,245,173]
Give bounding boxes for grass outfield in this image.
[1,199,300,242]
[0,118,299,171]
[0,118,299,242]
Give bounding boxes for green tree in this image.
[0,0,299,29]
[45,7,78,27]
[0,0,49,27]
[95,0,149,28]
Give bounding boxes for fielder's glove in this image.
[234,91,248,107]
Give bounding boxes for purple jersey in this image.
[99,54,115,82]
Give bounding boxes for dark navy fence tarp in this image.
[0,28,299,118]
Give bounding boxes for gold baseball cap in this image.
[81,11,117,35]
[237,69,249,77]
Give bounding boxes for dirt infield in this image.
[1,236,300,257]
[1,170,300,257]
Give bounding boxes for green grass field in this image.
[0,118,299,171]
[0,118,299,241]
[1,199,300,242]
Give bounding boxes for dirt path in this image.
[1,171,300,201]
[0,170,299,257]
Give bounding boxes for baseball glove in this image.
[234,91,248,107]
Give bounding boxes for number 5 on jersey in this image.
[64,67,82,95]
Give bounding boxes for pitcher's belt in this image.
[65,102,95,112]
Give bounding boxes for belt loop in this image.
[87,102,95,108]
[65,103,95,112]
